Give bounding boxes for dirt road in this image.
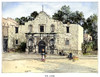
[2,53,98,73]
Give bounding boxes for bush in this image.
[15,42,26,53]
[83,53,92,55]
[20,42,26,51]
[82,41,93,54]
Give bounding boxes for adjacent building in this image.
[2,18,18,52]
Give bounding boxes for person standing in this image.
[41,49,46,62]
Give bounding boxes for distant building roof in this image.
[2,17,18,27]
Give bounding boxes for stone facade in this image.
[3,11,83,55]
[2,18,18,52]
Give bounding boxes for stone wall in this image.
[2,18,18,51]
[7,11,83,55]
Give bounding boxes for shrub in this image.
[15,42,26,53]
[82,41,93,54]
[20,42,26,51]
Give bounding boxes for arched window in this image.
[50,39,54,45]
[51,24,55,32]
[28,24,32,33]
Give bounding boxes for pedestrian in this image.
[41,49,46,62]
[68,53,73,60]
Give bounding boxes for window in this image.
[51,24,55,32]
[50,39,54,45]
[15,27,18,33]
[29,25,32,33]
[40,26,44,32]
[65,40,69,45]
[16,40,18,45]
[66,27,69,33]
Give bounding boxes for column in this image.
[25,34,29,54]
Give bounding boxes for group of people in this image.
[41,49,75,62]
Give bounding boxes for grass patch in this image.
[83,53,92,55]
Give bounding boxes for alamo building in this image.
[2,11,83,55]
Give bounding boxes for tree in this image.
[15,18,21,24]
[69,11,85,25]
[82,41,93,54]
[20,17,27,25]
[85,14,98,50]
[15,11,38,25]
[52,5,85,25]
[26,16,34,21]
[61,5,70,14]
[30,11,38,19]
[52,10,64,21]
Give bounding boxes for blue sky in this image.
[2,2,98,19]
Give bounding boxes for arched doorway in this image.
[49,39,55,54]
[28,38,33,52]
[38,40,46,53]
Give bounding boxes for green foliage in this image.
[83,53,92,55]
[20,42,26,51]
[30,11,38,18]
[82,41,93,54]
[15,11,38,25]
[52,5,85,25]
[61,5,70,14]
[85,14,98,50]
[52,10,64,21]
[15,18,21,24]
[16,42,26,53]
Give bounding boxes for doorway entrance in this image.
[3,38,8,52]
[38,40,46,53]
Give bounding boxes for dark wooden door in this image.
[38,40,46,53]
[38,46,45,53]
[3,39,8,52]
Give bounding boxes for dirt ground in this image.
[2,52,98,73]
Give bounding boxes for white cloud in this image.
[2,2,98,19]
[3,3,41,18]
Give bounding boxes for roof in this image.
[2,17,18,27]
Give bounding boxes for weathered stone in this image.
[2,11,83,55]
